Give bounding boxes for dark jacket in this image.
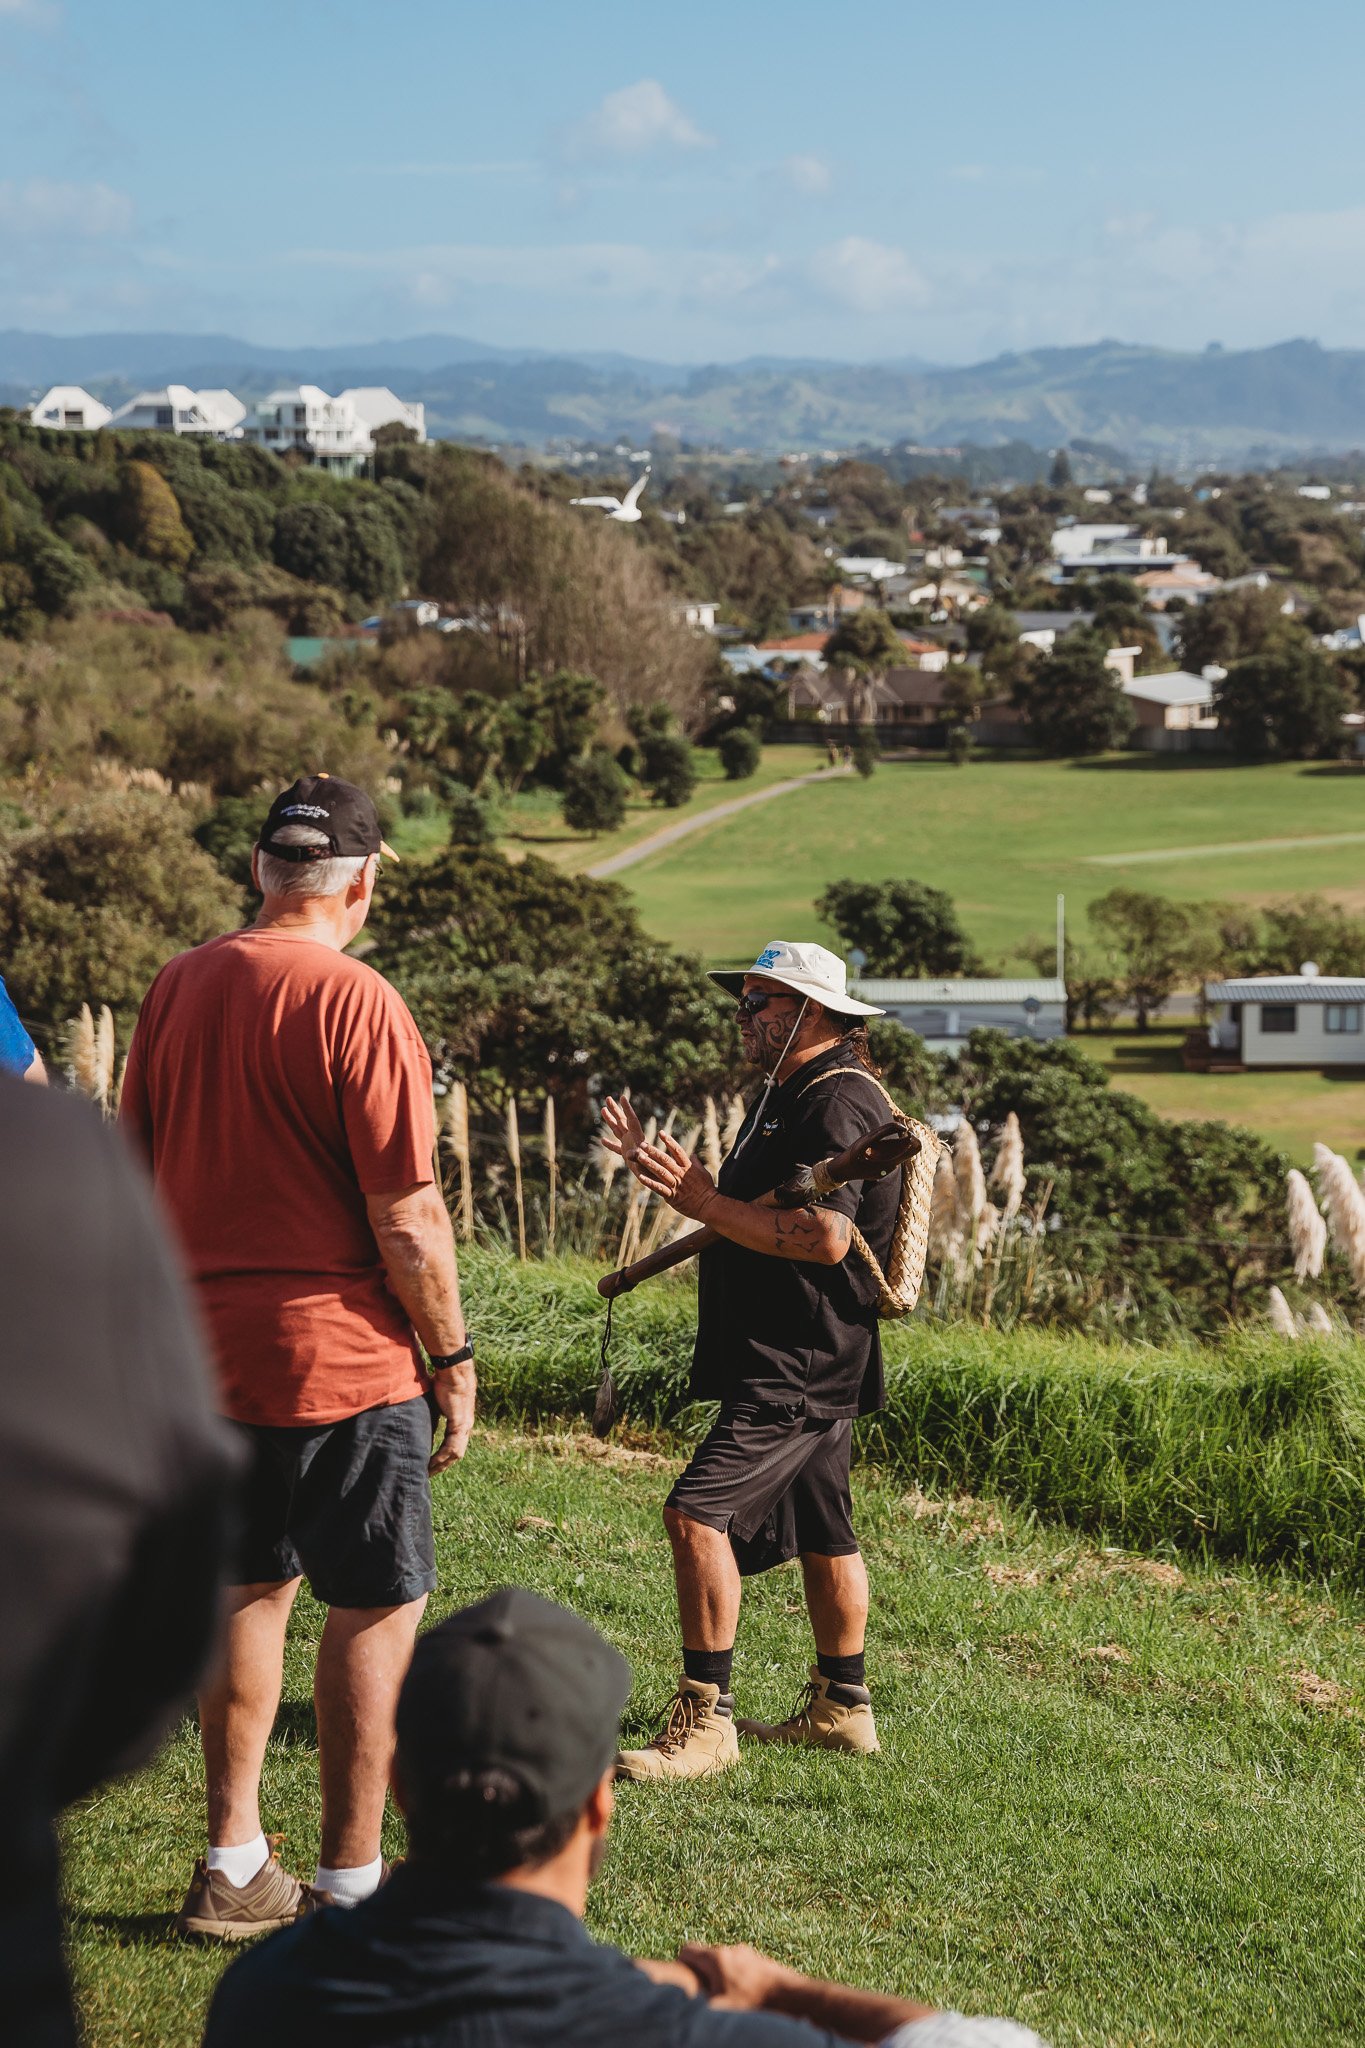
[204,1870,841,2047]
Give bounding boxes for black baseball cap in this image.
[259,773,398,863]
[396,1589,632,1825]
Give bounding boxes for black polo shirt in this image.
[203,1870,843,2048]
[692,1044,901,1419]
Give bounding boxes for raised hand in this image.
[632,1130,718,1221]
[599,1095,647,1174]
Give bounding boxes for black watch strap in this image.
[428,1340,474,1372]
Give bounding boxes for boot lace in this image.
[779,1679,820,1734]
[648,1689,701,1756]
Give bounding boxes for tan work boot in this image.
[736,1667,880,1754]
[615,1676,740,1782]
[176,1835,315,1941]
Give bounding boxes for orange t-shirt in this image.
[120,928,434,1428]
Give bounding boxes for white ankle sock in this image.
[314,1853,384,1906]
[206,1832,268,1889]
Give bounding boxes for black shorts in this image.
[232,1394,438,1609]
[666,1400,858,1578]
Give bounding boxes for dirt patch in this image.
[1290,1667,1354,1716]
[1078,1644,1132,1665]
[501,1426,678,1474]
[900,1487,1004,1543]
[982,1562,1042,1589]
[514,1514,555,1535]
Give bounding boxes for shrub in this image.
[852,727,879,777]
[562,752,629,833]
[446,782,501,846]
[116,461,194,569]
[642,733,698,807]
[717,725,761,780]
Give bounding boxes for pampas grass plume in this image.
[1285,1168,1327,1281]
[954,1120,986,1229]
[1267,1285,1299,1339]
[990,1111,1026,1222]
[702,1097,722,1179]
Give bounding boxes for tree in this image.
[1176,586,1284,673]
[272,501,350,587]
[1253,895,1365,976]
[816,877,984,976]
[363,846,740,1118]
[1013,629,1135,755]
[851,727,879,777]
[446,783,501,846]
[1049,448,1073,490]
[945,723,973,766]
[116,461,194,569]
[822,608,905,725]
[342,496,406,602]
[1088,888,1191,1030]
[561,752,629,833]
[1214,638,1349,759]
[643,733,697,806]
[0,792,241,1041]
[1024,932,1118,1032]
[717,725,761,780]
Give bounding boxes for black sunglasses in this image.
[735,990,797,1018]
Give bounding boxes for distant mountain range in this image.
[3,330,1364,462]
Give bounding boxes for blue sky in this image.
[2,0,1363,364]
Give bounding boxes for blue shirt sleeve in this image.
[0,978,36,1077]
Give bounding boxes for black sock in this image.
[683,1646,734,1693]
[817,1650,866,1689]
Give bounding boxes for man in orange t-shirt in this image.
[121,774,476,1940]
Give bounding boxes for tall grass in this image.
[459,1244,1365,1584]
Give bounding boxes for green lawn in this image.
[66,1425,1365,2048]
[1081,1028,1365,1168]
[508,744,834,871]
[617,755,1365,968]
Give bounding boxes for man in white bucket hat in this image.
[602,942,900,1782]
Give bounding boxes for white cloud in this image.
[561,79,714,161]
[781,153,832,197]
[0,178,133,236]
[809,236,930,314]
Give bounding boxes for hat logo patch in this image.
[281,803,329,819]
[755,945,782,969]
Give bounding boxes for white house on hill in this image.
[1122,671,1220,750]
[241,386,368,471]
[29,385,112,431]
[107,386,246,436]
[1204,971,1365,1069]
[339,387,427,443]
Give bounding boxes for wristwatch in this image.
[428,1340,474,1372]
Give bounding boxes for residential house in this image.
[338,387,427,443]
[1049,522,1138,561]
[788,585,867,631]
[672,599,719,631]
[1297,485,1332,501]
[1122,671,1220,751]
[240,386,372,472]
[28,385,112,431]
[1203,971,1365,1070]
[1133,562,1220,608]
[855,977,1067,1053]
[107,386,245,436]
[1013,610,1095,653]
[835,554,906,583]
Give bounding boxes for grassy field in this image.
[1081,1028,1365,1168]
[66,1423,1365,2048]
[614,754,1365,968]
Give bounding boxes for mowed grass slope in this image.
[66,1427,1365,2048]
[617,755,1365,968]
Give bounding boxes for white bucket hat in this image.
[708,939,883,1017]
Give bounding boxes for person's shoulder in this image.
[203,1921,316,2044]
[795,1059,889,1121]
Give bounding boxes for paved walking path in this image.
[1087,828,1365,867]
[586,765,848,878]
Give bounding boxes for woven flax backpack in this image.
[795,1065,940,1317]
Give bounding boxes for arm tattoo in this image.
[771,1205,852,1261]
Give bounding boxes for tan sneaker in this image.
[615,1677,740,1782]
[736,1667,880,1754]
[176,1835,314,1941]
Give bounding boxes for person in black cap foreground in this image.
[602,940,899,1782]
[121,773,476,1936]
[204,1591,1047,2048]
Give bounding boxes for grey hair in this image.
[255,823,368,901]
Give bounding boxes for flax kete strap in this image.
[795,1065,940,1317]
